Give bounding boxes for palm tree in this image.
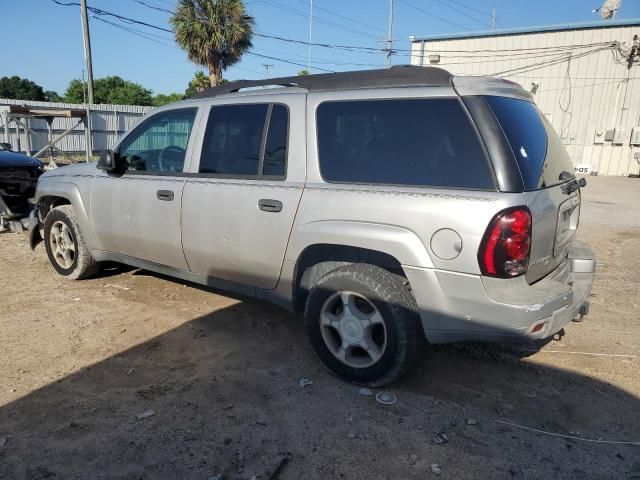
[172,0,255,87]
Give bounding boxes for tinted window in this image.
[263,105,288,177]
[485,96,573,190]
[200,104,268,175]
[119,108,196,173]
[316,98,493,189]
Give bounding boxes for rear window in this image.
[484,96,573,190]
[316,98,494,190]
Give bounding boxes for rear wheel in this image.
[44,205,100,279]
[304,264,423,387]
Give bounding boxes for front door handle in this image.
[156,190,174,201]
[258,199,282,212]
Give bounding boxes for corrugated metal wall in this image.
[0,99,153,155]
[411,24,640,176]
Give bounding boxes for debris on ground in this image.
[0,437,7,447]
[298,378,313,387]
[347,431,357,439]
[467,418,478,425]
[136,409,156,420]
[268,452,291,480]
[430,463,442,476]
[375,392,398,405]
[432,432,449,444]
[358,388,373,396]
[409,453,418,465]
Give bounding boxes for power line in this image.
[247,51,335,72]
[433,0,491,27]
[447,0,493,17]
[287,0,388,35]
[398,0,470,31]
[130,0,173,14]
[264,0,379,40]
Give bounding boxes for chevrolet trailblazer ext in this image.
[30,67,595,386]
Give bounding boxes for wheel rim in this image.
[319,291,387,369]
[49,220,76,269]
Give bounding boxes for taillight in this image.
[479,207,532,278]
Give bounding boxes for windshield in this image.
[484,95,573,191]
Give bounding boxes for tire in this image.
[304,263,423,387]
[43,205,100,280]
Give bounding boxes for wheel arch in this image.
[284,220,434,310]
[291,243,410,313]
[35,181,97,249]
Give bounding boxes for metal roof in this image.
[411,18,640,42]
[194,66,452,98]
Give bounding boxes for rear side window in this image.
[199,104,288,178]
[484,96,573,190]
[316,98,494,190]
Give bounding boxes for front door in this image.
[181,98,305,289]
[90,107,198,270]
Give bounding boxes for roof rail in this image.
[193,66,452,99]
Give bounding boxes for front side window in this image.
[316,98,494,190]
[119,108,196,174]
[199,104,289,178]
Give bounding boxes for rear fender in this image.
[285,220,434,268]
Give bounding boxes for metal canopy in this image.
[8,105,87,118]
[2,104,91,167]
[194,66,453,99]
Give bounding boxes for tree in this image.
[184,70,211,97]
[64,76,154,105]
[172,0,255,87]
[44,90,63,102]
[297,69,310,76]
[153,92,184,107]
[0,76,46,101]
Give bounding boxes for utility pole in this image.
[262,63,273,79]
[491,7,496,31]
[80,0,93,161]
[80,0,94,104]
[308,0,313,72]
[387,0,394,67]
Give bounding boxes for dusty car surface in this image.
[30,66,596,386]
[0,142,44,221]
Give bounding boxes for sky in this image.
[2,0,640,96]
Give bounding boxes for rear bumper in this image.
[404,239,596,343]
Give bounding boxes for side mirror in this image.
[97,149,117,172]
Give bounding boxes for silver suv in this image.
[30,66,595,386]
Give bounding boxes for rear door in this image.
[483,95,580,283]
[181,95,305,289]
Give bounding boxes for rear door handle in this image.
[258,199,282,212]
[156,190,174,201]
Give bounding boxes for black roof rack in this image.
[193,65,452,98]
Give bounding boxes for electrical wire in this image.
[130,0,173,15]
[432,0,491,28]
[398,0,470,31]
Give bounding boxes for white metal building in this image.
[410,19,640,176]
[0,99,152,156]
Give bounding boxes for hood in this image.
[40,160,98,178]
[0,151,44,170]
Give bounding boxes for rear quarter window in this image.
[316,98,495,190]
[484,95,573,190]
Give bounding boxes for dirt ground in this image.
[1,176,639,480]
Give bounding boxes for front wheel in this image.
[44,205,100,280]
[304,264,423,387]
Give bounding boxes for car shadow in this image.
[1,299,638,480]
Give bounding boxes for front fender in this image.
[35,180,98,250]
[285,220,434,268]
